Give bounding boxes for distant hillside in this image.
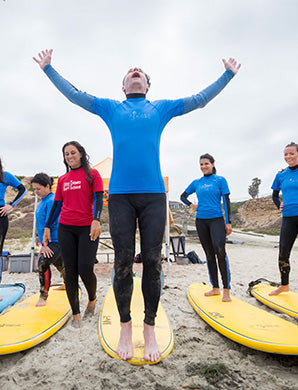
[169,196,282,235]
[5,178,282,240]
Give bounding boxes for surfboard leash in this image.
[247,278,279,296]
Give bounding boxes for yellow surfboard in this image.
[250,282,298,319]
[0,287,71,355]
[187,283,298,355]
[98,276,174,365]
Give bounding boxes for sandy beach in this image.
[1,231,298,390]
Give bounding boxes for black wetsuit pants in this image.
[278,216,298,285]
[0,215,8,283]
[108,193,166,326]
[195,217,231,289]
[38,241,65,298]
[58,224,98,315]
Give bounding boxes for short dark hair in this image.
[31,173,53,188]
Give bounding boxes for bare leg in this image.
[144,323,161,362]
[269,285,290,296]
[117,320,133,361]
[222,288,232,302]
[205,287,220,297]
[35,296,47,307]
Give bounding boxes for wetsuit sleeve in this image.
[45,200,62,228]
[43,65,95,113]
[180,191,192,207]
[272,190,281,210]
[93,191,103,221]
[223,194,231,224]
[182,69,235,114]
[9,184,27,207]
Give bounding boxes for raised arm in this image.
[33,49,94,113]
[183,57,241,114]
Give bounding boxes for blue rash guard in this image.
[184,174,230,222]
[0,172,27,207]
[43,65,234,194]
[271,166,298,217]
[36,192,58,243]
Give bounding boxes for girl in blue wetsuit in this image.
[0,157,27,296]
[31,173,65,306]
[270,142,298,296]
[33,49,240,361]
[181,153,232,302]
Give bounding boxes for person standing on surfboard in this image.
[31,173,66,307]
[270,142,298,296]
[180,153,232,302]
[0,157,27,301]
[42,141,104,325]
[33,49,240,361]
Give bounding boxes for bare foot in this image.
[84,298,96,318]
[117,321,133,361]
[35,297,47,307]
[0,296,2,302]
[144,323,161,363]
[222,289,232,302]
[204,288,220,297]
[54,284,66,290]
[73,313,81,321]
[269,285,290,296]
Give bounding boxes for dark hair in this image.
[31,173,53,189]
[62,141,93,185]
[200,153,216,174]
[122,70,151,87]
[0,157,5,184]
[285,142,298,152]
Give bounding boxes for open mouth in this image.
[132,71,141,78]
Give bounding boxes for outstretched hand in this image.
[222,58,241,75]
[33,49,53,70]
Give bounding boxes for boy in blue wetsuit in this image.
[33,49,240,362]
[31,173,65,307]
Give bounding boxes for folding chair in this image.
[170,236,189,264]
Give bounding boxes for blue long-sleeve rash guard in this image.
[43,65,234,194]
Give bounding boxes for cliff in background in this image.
[5,178,282,240]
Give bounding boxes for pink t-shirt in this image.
[55,167,103,226]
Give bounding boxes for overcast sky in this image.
[1,0,297,202]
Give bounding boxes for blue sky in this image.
[1,0,297,201]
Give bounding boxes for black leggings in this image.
[109,193,166,326]
[58,224,98,315]
[278,216,298,285]
[195,217,231,289]
[0,215,8,283]
[38,241,65,298]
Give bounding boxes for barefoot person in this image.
[180,153,232,302]
[34,49,240,361]
[269,142,298,296]
[0,157,27,300]
[43,141,103,324]
[31,173,65,306]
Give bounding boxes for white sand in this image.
[1,231,298,390]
